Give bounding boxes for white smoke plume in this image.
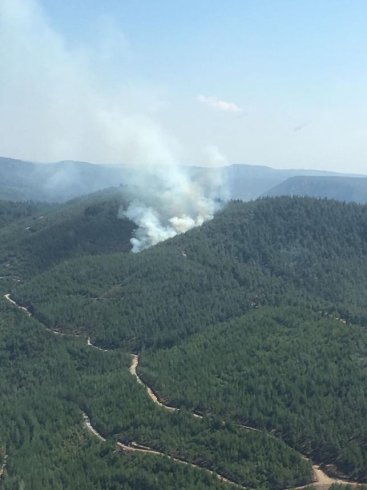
[120,163,227,252]
[0,0,180,165]
[0,0,229,249]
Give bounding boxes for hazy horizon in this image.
[2,154,367,176]
[1,0,367,174]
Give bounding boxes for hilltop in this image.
[13,196,367,349]
[265,175,367,203]
[0,188,135,283]
[1,195,367,488]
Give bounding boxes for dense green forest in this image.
[0,297,311,489]
[0,201,54,227]
[13,197,367,349]
[1,195,367,488]
[141,306,367,480]
[0,189,134,282]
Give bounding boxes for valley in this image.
[1,195,367,489]
[2,2,367,488]
[2,292,310,489]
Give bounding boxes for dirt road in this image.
[0,454,7,478]
[4,293,64,335]
[4,293,31,316]
[83,411,245,488]
[130,354,363,490]
[87,337,110,352]
[4,293,363,489]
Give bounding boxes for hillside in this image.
[3,300,285,490]
[0,200,54,227]
[142,306,367,481]
[0,188,135,284]
[2,196,367,488]
[13,197,367,348]
[264,175,367,203]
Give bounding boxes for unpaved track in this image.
[130,354,182,413]
[4,293,63,335]
[130,354,261,427]
[5,293,246,488]
[4,294,31,317]
[4,293,364,489]
[116,441,247,488]
[87,337,110,352]
[0,454,8,477]
[82,412,246,489]
[293,461,361,489]
[82,413,106,442]
[130,354,364,490]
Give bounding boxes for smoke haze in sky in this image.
[2,0,367,173]
[0,0,182,165]
[0,0,230,249]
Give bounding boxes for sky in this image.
[1,0,367,173]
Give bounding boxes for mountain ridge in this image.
[264,175,367,203]
[1,155,366,203]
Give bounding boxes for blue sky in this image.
[1,0,367,172]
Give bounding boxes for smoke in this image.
[203,145,229,166]
[0,0,180,164]
[120,163,227,252]
[0,0,228,249]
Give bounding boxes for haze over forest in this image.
[1,2,367,490]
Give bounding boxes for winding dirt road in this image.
[130,354,187,414]
[82,413,106,442]
[130,354,363,490]
[4,294,31,317]
[4,293,246,487]
[87,337,110,352]
[4,293,364,489]
[4,294,64,335]
[82,412,246,489]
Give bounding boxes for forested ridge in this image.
[141,307,367,480]
[13,197,367,349]
[0,201,55,227]
[0,296,312,490]
[265,175,367,203]
[1,195,367,488]
[0,189,134,283]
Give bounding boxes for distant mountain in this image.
[264,175,367,203]
[0,157,127,202]
[2,155,365,203]
[224,163,345,200]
